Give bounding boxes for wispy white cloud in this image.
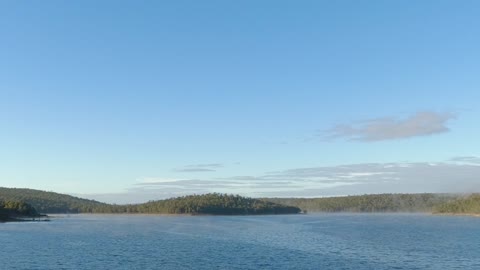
[324,111,456,142]
[82,157,480,204]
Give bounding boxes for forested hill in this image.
[0,188,301,215]
[266,193,459,213]
[434,194,480,215]
[127,193,302,215]
[0,187,108,213]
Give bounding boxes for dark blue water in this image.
[1,214,480,269]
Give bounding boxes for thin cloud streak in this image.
[173,163,224,172]
[324,111,456,142]
[449,156,480,164]
[184,163,224,168]
[174,168,217,172]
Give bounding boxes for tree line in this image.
[266,193,459,213]
[5,187,477,215]
[433,194,480,214]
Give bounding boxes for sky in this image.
[1,1,480,203]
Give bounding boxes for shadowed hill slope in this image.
[0,187,108,213]
[0,201,40,221]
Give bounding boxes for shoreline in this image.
[47,212,302,218]
[433,212,480,217]
[1,215,50,223]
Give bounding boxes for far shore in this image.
[1,215,50,223]
[46,212,480,218]
[46,212,301,217]
[433,213,480,217]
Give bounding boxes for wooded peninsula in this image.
[0,200,44,222]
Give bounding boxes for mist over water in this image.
[2,214,480,269]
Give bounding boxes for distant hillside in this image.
[266,193,459,213]
[434,194,480,215]
[0,187,108,213]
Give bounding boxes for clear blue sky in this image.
[1,1,479,202]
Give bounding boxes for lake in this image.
[1,214,480,269]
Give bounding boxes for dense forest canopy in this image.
[0,201,39,221]
[266,193,460,213]
[129,193,301,215]
[434,194,480,214]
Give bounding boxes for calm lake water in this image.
[1,214,480,269]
